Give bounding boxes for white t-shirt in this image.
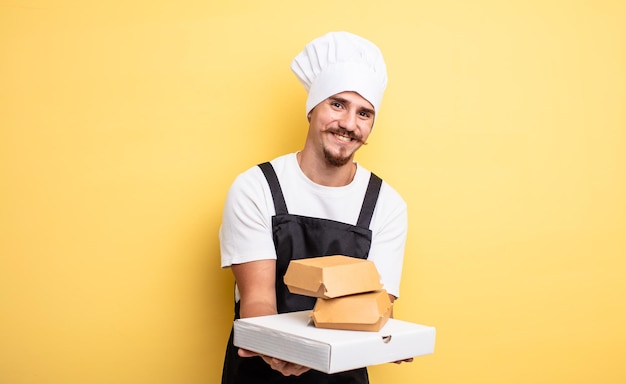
[219,153,407,299]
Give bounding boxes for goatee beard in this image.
[323,147,352,167]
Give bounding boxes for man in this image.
[220,31,408,383]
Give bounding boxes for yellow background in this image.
[1,1,625,383]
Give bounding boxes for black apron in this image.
[221,162,382,384]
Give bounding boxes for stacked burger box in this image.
[233,255,437,373]
[283,255,392,331]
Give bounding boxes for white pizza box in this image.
[233,310,436,374]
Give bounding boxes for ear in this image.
[307,112,311,122]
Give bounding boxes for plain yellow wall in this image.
[1,1,625,383]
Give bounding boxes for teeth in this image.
[334,133,352,142]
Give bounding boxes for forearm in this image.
[239,298,277,319]
[232,259,277,319]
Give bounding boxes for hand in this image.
[393,357,414,364]
[238,348,311,376]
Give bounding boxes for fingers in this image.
[266,358,311,376]
[393,357,414,364]
[257,354,309,376]
[237,348,260,358]
[238,348,310,376]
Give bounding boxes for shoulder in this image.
[268,153,298,178]
[363,168,408,230]
[228,165,265,198]
[359,165,407,210]
[379,180,406,209]
[231,154,292,186]
[226,154,296,205]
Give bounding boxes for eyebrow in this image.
[329,96,376,117]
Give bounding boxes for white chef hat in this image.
[290,31,388,117]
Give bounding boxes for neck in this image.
[297,151,356,187]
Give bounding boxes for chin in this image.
[323,148,352,167]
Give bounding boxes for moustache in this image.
[325,128,368,145]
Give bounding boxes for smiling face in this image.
[305,91,376,167]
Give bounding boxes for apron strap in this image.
[258,162,383,229]
[257,162,288,215]
[356,173,382,229]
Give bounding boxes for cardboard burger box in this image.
[233,256,436,372]
[284,255,391,331]
[312,289,392,331]
[233,310,436,374]
[283,255,382,299]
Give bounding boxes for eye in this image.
[331,101,343,109]
[359,110,372,119]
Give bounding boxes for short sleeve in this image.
[367,182,408,299]
[219,167,277,268]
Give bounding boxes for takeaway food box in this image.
[233,310,436,374]
[311,289,392,331]
[283,255,382,299]
[233,256,436,373]
[285,255,392,331]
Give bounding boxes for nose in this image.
[338,111,358,131]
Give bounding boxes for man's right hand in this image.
[233,261,311,376]
[238,348,311,376]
